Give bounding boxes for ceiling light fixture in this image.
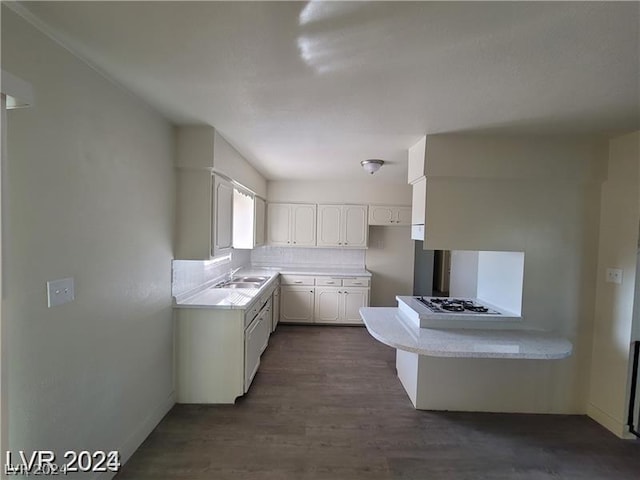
[361,159,384,175]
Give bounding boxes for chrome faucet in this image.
[229,266,242,280]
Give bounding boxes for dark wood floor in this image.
[117,325,639,479]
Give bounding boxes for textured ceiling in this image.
[12,1,640,182]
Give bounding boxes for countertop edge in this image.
[360,307,573,360]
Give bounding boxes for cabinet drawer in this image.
[280,275,315,286]
[342,277,370,287]
[315,277,343,286]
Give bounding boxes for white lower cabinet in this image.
[244,313,263,393]
[272,286,280,332]
[314,287,369,325]
[176,283,277,404]
[244,300,272,392]
[314,288,342,323]
[176,308,245,404]
[342,288,369,323]
[280,275,370,325]
[280,286,315,323]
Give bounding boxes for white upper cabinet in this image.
[267,203,291,245]
[291,204,317,246]
[254,196,266,247]
[317,204,368,248]
[267,203,316,247]
[213,175,233,256]
[368,205,412,226]
[316,205,342,246]
[343,205,368,246]
[174,125,267,259]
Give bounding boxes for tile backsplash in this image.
[251,246,365,269]
[173,247,365,299]
[172,249,251,298]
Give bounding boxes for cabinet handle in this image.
[326,281,335,284]
[338,242,342,245]
[345,242,348,245]
[294,281,303,284]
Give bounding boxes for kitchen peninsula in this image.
[360,302,573,413]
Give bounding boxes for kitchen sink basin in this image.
[232,276,268,283]
[224,282,262,289]
[212,274,268,290]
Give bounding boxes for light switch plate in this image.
[47,277,75,307]
[606,268,623,285]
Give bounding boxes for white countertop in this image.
[360,307,572,360]
[174,266,371,310]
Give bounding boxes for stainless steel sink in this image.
[232,276,268,283]
[217,282,262,289]
[212,274,268,289]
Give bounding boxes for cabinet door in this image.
[280,286,315,323]
[314,287,342,323]
[395,207,412,226]
[343,205,368,247]
[316,205,342,247]
[342,288,369,324]
[368,206,395,225]
[291,204,317,246]
[257,307,271,353]
[213,176,233,256]
[267,203,291,245]
[272,288,280,332]
[244,316,262,392]
[254,197,266,247]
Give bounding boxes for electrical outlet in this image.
[606,268,623,285]
[47,277,75,307]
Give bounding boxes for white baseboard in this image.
[97,390,176,480]
[587,402,634,439]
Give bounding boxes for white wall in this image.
[477,251,525,315]
[422,135,606,414]
[588,131,640,437]
[3,7,175,474]
[449,251,479,298]
[268,180,411,205]
[267,180,413,306]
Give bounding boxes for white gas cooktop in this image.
[396,296,522,329]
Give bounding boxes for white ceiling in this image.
[13,1,640,182]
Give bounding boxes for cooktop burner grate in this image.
[415,297,499,315]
